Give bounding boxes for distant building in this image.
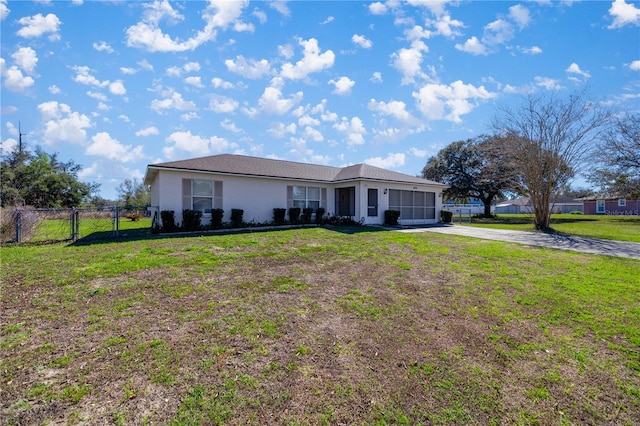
[494,196,583,214]
[580,195,639,215]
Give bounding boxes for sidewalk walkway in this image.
[397,225,640,260]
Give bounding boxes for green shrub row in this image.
[156,207,328,233]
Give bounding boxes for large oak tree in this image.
[422,135,516,217]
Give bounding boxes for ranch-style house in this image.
[143,154,449,227]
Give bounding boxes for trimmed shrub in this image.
[288,207,301,224]
[160,210,177,232]
[384,210,401,226]
[302,208,313,224]
[230,209,244,228]
[273,208,287,225]
[315,207,325,224]
[440,210,453,223]
[182,209,202,231]
[210,208,224,229]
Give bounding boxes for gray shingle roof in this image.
[145,154,446,187]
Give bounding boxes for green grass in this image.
[467,214,640,242]
[1,227,638,424]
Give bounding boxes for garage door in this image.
[389,189,436,223]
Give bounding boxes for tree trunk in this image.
[483,202,492,218]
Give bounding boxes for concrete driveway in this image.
[398,225,640,260]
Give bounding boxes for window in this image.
[618,199,626,207]
[596,200,605,214]
[367,188,378,216]
[192,180,213,213]
[292,186,321,209]
[183,179,222,214]
[389,189,436,220]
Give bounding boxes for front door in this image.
[336,187,355,216]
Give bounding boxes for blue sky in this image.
[1,0,639,200]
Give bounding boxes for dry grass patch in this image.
[1,227,638,424]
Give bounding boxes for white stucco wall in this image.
[154,169,335,226]
[151,169,446,227]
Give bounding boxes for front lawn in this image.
[1,228,638,424]
[467,214,640,242]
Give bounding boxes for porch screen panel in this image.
[389,189,401,208]
[426,192,436,219]
[414,191,426,219]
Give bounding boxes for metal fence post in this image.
[115,206,120,237]
[15,210,21,243]
[70,208,76,240]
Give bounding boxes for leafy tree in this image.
[588,114,640,199]
[422,135,516,217]
[1,145,97,208]
[493,91,610,230]
[116,178,151,207]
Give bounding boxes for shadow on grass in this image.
[68,224,388,246]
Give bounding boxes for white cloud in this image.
[608,0,640,28]
[408,147,428,158]
[11,47,38,74]
[87,91,107,101]
[185,76,204,88]
[278,44,294,59]
[120,67,137,75]
[136,126,159,137]
[298,114,320,126]
[220,118,241,133]
[118,115,130,122]
[37,101,92,145]
[352,34,373,49]
[126,0,252,52]
[413,80,496,123]
[320,16,334,25]
[48,85,61,94]
[268,122,297,138]
[151,91,197,113]
[370,72,383,83]
[259,83,303,115]
[483,19,515,45]
[329,76,355,96]
[93,41,114,53]
[0,58,35,92]
[509,4,530,29]
[422,15,465,39]
[368,98,420,125]
[212,77,234,89]
[534,76,563,90]
[86,132,144,162]
[0,0,9,21]
[163,130,235,159]
[368,2,387,15]
[333,116,366,146]
[303,126,324,142]
[109,80,127,95]
[566,62,591,80]
[73,65,109,87]
[253,9,267,24]
[629,60,640,71]
[225,55,272,79]
[269,1,290,17]
[183,62,201,73]
[391,40,429,84]
[209,95,239,113]
[17,13,61,40]
[180,112,201,121]
[520,46,542,55]
[281,38,335,81]
[455,36,487,55]
[138,59,154,71]
[364,153,405,169]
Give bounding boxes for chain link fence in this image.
[1,206,152,244]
